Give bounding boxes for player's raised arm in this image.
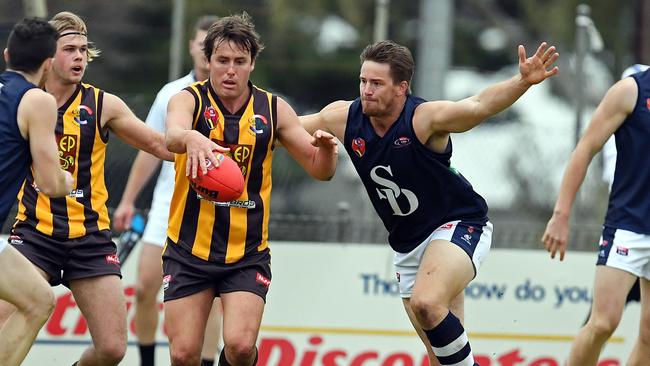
[165,90,227,178]
[101,92,174,162]
[19,89,73,197]
[542,77,637,261]
[417,42,559,136]
[300,100,351,139]
[277,97,337,181]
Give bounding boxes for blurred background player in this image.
[0,11,173,366]
[163,13,337,366]
[595,63,647,318]
[543,64,650,364]
[112,15,223,366]
[301,40,559,366]
[0,17,73,366]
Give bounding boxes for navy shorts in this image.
[162,240,272,302]
[10,222,121,287]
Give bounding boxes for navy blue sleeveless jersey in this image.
[0,71,36,225]
[604,69,650,233]
[344,95,489,253]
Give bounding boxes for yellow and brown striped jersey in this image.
[15,83,110,239]
[167,80,276,264]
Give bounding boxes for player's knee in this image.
[135,280,158,303]
[170,345,201,366]
[588,315,619,339]
[22,287,55,323]
[410,293,448,327]
[95,339,127,364]
[224,339,256,363]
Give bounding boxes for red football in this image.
[189,153,244,202]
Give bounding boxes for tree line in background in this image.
[0,0,645,115]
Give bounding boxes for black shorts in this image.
[162,240,272,302]
[10,222,122,287]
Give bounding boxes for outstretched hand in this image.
[310,129,338,149]
[518,42,560,85]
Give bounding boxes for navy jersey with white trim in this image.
[344,95,488,253]
[605,69,650,234]
[0,71,35,224]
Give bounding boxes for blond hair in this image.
[49,11,101,62]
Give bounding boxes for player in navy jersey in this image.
[302,40,559,366]
[0,18,73,366]
[543,68,650,364]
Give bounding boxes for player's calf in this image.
[423,311,477,366]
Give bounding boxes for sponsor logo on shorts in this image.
[8,234,23,245]
[162,275,172,291]
[467,226,475,234]
[461,234,473,245]
[616,246,629,256]
[256,272,271,288]
[436,223,454,232]
[105,254,120,265]
[600,239,609,247]
[395,272,400,282]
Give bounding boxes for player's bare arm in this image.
[277,97,337,181]
[415,42,559,141]
[542,77,637,261]
[18,89,73,197]
[300,100,351,139]
[165,90,228,178]
[101,92,174,162]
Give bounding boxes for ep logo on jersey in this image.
[370,165,418,216]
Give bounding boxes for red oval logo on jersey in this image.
[352,137,366,158]
[203,106,219,130]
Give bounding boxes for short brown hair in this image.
[360,40,414,87]
[203,12,264,61]
[49,11,100,62]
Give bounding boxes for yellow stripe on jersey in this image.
[90,122,110,232]
[167,151,188,243]
[259,91,274,253]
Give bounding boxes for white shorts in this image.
[394,220,493,298]
[597,226,650,279]
[141,199,170,247]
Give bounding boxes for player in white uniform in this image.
[112,16,222,366]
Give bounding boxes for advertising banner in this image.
[22,242,638,365]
